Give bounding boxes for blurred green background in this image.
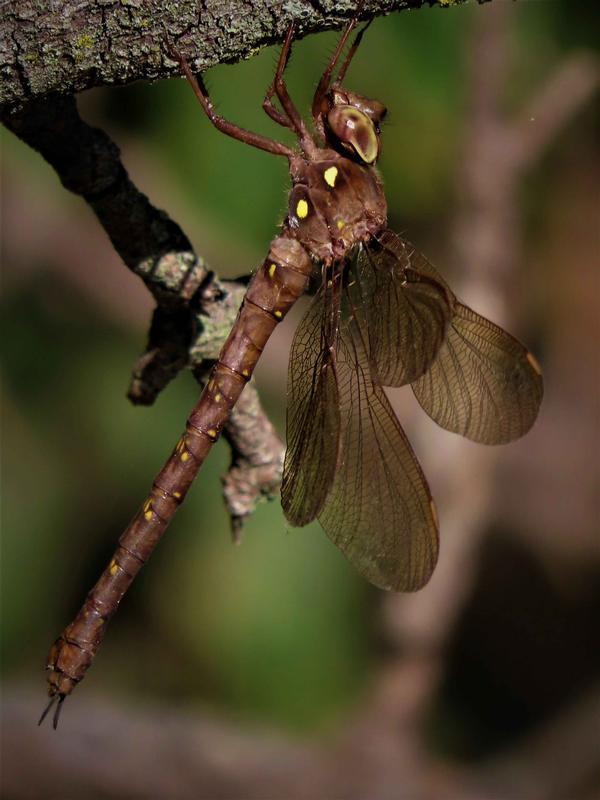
[1,0,598,759]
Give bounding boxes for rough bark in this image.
[1,0,475,111]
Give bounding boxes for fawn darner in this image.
[40,13,543,728]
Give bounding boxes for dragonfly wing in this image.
[281,289,341,526]
[350,230,454,387]
[412,301,543,444]
[317,317,439,592]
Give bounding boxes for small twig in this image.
[1,95,206,299]
[219,382,286,540]
[1,92,282,525]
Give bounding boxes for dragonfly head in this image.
[324,87,387,165]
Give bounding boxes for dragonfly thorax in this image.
[286,152,387,264]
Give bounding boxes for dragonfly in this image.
[39,12,543,728]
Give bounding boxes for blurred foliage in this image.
[1,0,597,740]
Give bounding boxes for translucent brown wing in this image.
[317,314,439,592]
[349,229,453,387]
[412,302,543,444]
[281,287,341,526]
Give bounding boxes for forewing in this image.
[281,290,341,526]
[412,302,543,444]
[317,317,439,592]
[350,230,453,387]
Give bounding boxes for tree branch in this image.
[0,0,486,524]
[1,90,281,527]
[1,0,476,111]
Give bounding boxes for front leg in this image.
[310,13,371,130]
[177,55,294,158]
[267,24,317,155]
[263,83,293,129]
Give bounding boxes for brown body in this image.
[42,17,388,715]
[287,152,386,263]
[41,14,542,727]
[46,235,312,699]
[46,159,384,702]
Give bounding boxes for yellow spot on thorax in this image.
[173,491,182,499]
[242,368,250,377]
[324,166,338,187]
[274,310,283,318]
[296,199,309,219]
[180,451,190,462]
[207,428,217,438]
[336,219,345,230]
[109,559,119,576]
[268,263,277,278]
[214,393,222,403]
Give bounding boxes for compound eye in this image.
[327,105,379,164]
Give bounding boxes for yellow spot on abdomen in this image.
[336,219,345,230]
[207,429,217,438]
[324,166,338,187]
[109,559,119,576]
[142,499,153,520]
[242,368,250,377]
[214,393,222,403]
[173,491,182,499]
[274,310,283,318]
[268,263,277,278]
[176,437,190,462]
[296,199,309,219]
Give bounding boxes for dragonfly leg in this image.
[334,20,373,85]
[263,84,293,129]
[263,24,316,155]
[177,55,294,158]
[311,9,370,127]
[263,26,294,129]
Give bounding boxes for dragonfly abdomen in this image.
[43,236,312,710]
